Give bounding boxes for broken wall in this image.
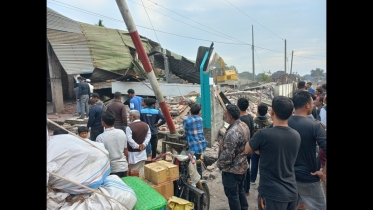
[274,83,295,97]
[208,85,225,147]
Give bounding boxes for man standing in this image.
[183,103,207,176]
[251,103,272,186]
[321,84,327,96]
[236,98,253,196]
[244,96,301,210]
[77,76,91,119]
[91,93,106,111]
[127,89,143,112]
[289,90,327,210]
[73,83,81,116]
[86,79,94,97]
[140,98,166,159]
[87,99,104,141]
[217,104,249,210]
[96,110,129,178]
[306,82,316,95]
[126,110,151,177]
[297,81,306,90]
[315,87,323,98]
[106,92,128,132]
[315,96,326,124]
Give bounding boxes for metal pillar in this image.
[200,52,212,129]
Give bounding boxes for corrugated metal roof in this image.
[47,8,82,34]
[152,54,200,84]
[46,7,194,79]
[118,31,152,53]
[89,68,123,82]
[78,22,133,71]
[47,8,94,74]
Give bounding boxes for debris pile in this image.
[47,134,137,210]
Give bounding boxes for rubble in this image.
[47,89,272,182]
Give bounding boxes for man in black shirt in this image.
[289,90,326,210]
[237,97,254,196]
[244,96,301,210]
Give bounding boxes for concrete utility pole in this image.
[284,39,287,74]
[115,0,176,134]
[164,54,169,83]
[290,50,294,75]
[252,25,255,81]
[47,38,64,114]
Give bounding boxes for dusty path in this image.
[207,170,259,210]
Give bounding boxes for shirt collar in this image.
[104,127,115,131]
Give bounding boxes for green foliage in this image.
[95,19,105,27]
[238,71,255,80]
[310,68,324,77]
[259,70,272,82]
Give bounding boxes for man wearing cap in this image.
[77,76,91,119]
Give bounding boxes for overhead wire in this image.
[47,0,325,62]
[223,0,284,41]
[254,48,265,73]
[140,0,160,44]
[140,0,184,96]
[138,0,248,45]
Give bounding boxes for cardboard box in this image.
[144,160,179,185]
[141,177,174,200]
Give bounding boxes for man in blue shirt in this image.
[87,99,104,141]
[140,98,166,159]
[127,89,143,112]
[306,82,316,95]
[183,103,207,176]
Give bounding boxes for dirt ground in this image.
[47,100,260,209]
[206,169,259,210]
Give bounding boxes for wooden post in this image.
[47,38,64,113]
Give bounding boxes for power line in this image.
[141,0,248,45]
[47,0,325,61]
[128,0,247,45]
[254,48,265,73]
[47,2,246,45]
[140,0,160,44]
[223,0,284,41]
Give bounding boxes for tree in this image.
[259,70,272,82]
[310,68,324,77]
[95,19,105,27]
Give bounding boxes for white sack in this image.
[47,134,111,194]
[60,175,137,210]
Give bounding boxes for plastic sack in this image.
[59,175,137,210]
[47,134,111,194]
[167,196,194,210]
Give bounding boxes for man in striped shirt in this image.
[183,103,207,176]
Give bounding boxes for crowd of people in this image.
[64,77,326,210]
[215,80,327,210]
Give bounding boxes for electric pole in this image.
[284,39,287,74]
[290,50,294,75]
[252,25,255,81]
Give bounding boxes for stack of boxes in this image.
[142,160,179,200]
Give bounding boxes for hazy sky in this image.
[47,0,326,76]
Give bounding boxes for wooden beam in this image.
[47,39,64,113]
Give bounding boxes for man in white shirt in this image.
[96,110,129,178]
[86,79,94,96]
[126,110,151,177]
